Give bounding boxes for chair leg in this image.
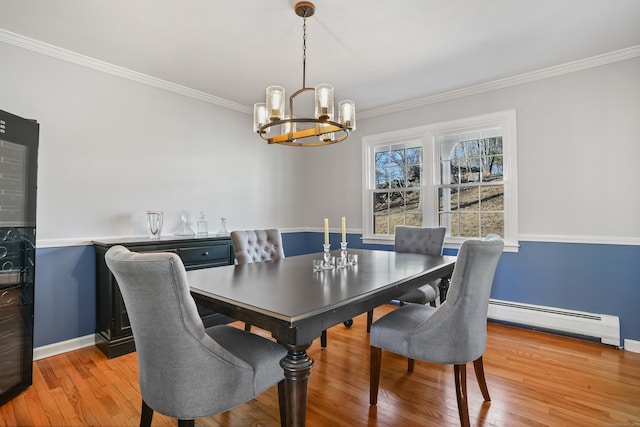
[140,399,153,427]
[453,364,470,427]
[277,379,286,427]
[321,330,327,348]
[366,309,373,333]
[244,322,251,332]
[407,358,415,373]
[370,346,382,405]
[473,356,491,402]
[177,420,194,427]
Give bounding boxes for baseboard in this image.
[623,339,640,353]
[488,299,620,347]
[33,334,96,361]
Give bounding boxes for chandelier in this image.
[253,1,355,147]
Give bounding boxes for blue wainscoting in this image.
[34,233,640,349]
[34,245,96,347]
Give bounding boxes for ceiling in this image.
[1,0,639,114]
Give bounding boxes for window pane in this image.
[373,191,388,214]
[408,164,421,186]
[405,213,422,227]
[439,187,458,212]
[407,147,422,164]
[389,212,405,233]
[459,213,480,237]
[374,215,389,234]
[482,155,503,181]
[481,212,504,237]
[406,190,421,213]
[481,186,504,211]
[389,166,404,187]
[459,187,479,212]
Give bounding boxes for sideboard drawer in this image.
[178,245,230,266]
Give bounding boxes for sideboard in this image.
[93,235,235,358]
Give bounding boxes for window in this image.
[362,110,518,251]
[372,141,424,234]
[438,130,504,238]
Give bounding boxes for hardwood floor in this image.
[3,304,640,426]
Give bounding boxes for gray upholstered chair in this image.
[231,229,329,348]
[365,226,447,333]
[369,235,504,427]
[231,229,285,265]
[105,246,286,427]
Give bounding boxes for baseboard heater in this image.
[487,299,620,347]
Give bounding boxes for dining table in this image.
[187,248,456,427]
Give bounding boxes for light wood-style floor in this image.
[2,304,640,426]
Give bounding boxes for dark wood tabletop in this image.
[187,248,456,427]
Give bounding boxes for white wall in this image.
[0,42,308,244]
[303,57,640,242]
[2,39,638,244]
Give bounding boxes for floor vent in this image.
[488,299,620,347]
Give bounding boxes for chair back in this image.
[410,235,504,363]
[104,246,262,419]
[394,226,446,256]
[231,229,284,264]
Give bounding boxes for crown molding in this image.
[2,29,638,118]
[0,29,252,114]
[359,45,640,119]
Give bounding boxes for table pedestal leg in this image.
[438,276,451,304]
[280,343,313,427]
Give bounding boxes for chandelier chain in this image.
[302,17,307,89]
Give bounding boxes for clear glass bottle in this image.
[197,212,208,236]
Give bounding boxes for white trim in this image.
[624,339,640,353]
[361,110,518,249]
[519,234,640,246]
[359,45,640,119]
[2,29,638,119]
[33,334,95,360]
[0,29,251,114]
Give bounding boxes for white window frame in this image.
[362,110,519,252]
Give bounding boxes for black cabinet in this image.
[93,236,235,358]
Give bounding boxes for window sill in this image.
[362,235,519,253]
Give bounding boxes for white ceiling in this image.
[1,0,639,114]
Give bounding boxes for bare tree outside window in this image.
[439,136,504,238]
[372,143,423,235]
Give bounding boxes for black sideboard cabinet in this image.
[93,235,235,358]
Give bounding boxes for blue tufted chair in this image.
[105,246,287,427]
[231,229,329,348]
[369,235,504,427]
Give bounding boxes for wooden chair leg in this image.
[453,364,470,427]
[321,330,327,348]
[473,356,491,402]
[370,346,382,405]
[277,379,286,427]
[244,322,252,332]
[366,309,373,333]
[140,399,153,427]
[178,420,194,427]
[407,358,415,373]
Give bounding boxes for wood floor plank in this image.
[2,304,639,426]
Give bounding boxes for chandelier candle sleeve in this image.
[253,103,269,134]
[341,217,346,244]
[315,84,334,120]
[324,218,329,245]
[338,100,356,130]
[266,86,285,120]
